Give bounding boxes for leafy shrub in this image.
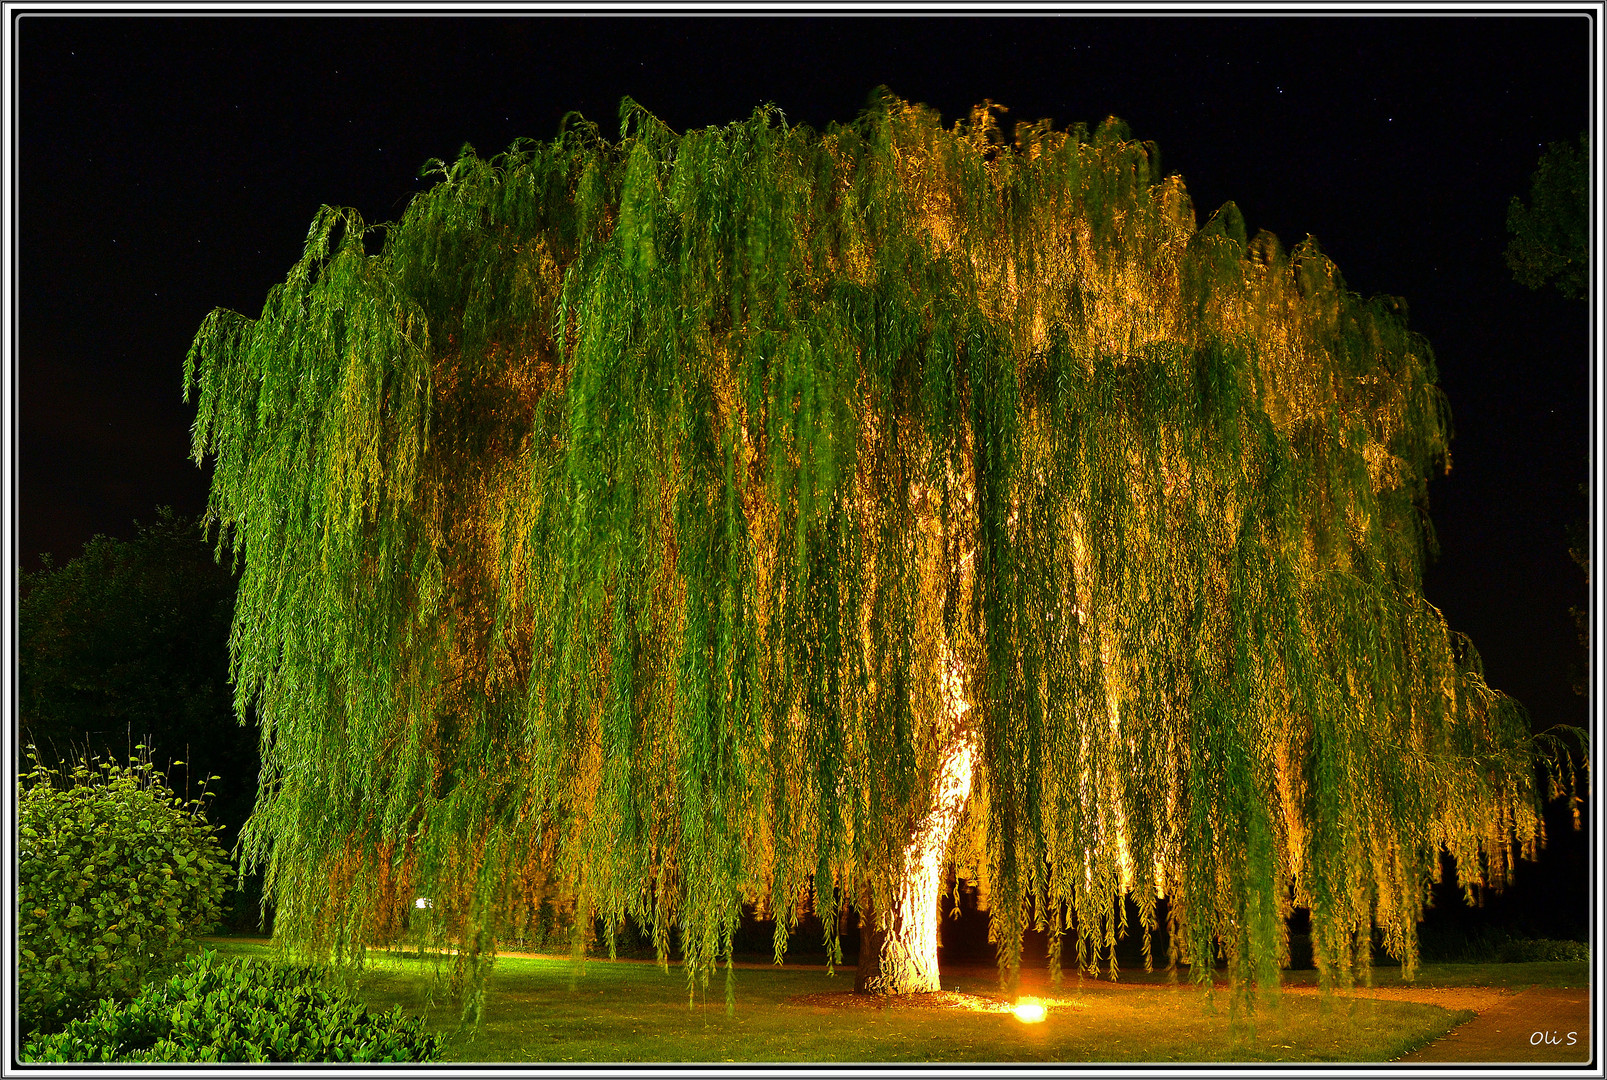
[17,751,230,1036]
[21,951,445,1063]
[1497,937,1590,963]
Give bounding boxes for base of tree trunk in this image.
[853,732,975,995]
[853,871,945,994]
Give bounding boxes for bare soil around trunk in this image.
[789,990,1015,1012]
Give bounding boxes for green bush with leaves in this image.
[17,751,230,1035]
[1497,938,1590,964]
[21,951,445,1063]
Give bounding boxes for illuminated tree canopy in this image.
[186,92,1580,1011]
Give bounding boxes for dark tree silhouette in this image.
[19,508,258,849]
[1506,132,1588,301]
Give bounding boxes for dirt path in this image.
[1381,986,1593,1064]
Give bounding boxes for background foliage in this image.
[186,92,1581,1006]
[18,508,258,850]
[1505,132,1588,301]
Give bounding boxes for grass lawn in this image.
[202,938,1585,1063]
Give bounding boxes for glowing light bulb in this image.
[1012,998,1047,1023]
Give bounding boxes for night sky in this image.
[12,13,1596,922]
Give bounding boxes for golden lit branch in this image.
[185,93,1577,1011]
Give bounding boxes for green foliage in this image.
[18,507,257,845]
[185,91,1582,1008]
[506,897,579,951]
[17,751,230,1035]
[1496,937,1590,964]
[1419,926,1592,966]
[1505,133,1588,300]
[21,951,444,1063]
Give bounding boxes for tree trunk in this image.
[854,729,976,994]
[854,473,978,995]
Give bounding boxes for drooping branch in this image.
[185,93,1579,1008]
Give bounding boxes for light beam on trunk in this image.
[856,641,975,994]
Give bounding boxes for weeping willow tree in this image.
[186,92,1582,1010]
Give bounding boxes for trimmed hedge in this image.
[21,951,445,1063]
